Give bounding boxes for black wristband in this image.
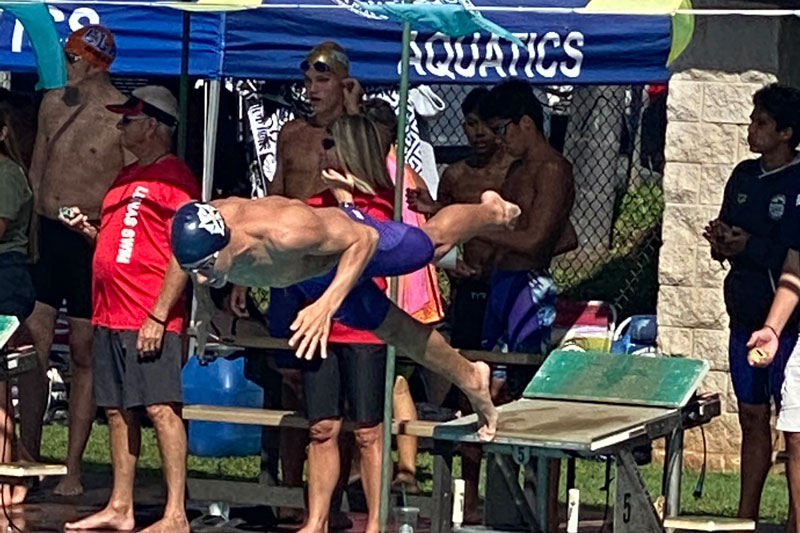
[147,312,168,326]
[765,324,779,339]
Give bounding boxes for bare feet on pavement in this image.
[480,191,521,230]
[54,473,84,496]
[64,505,135,530]
[464,361,497,441]
[139,515,190,533]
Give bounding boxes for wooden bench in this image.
[663,515,755,531]
[204,314,546,367]
[183,404,444,514]
[0,462,67,484]
[183,404,438,438]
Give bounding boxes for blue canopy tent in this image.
[0,1,690,528]
[0,0,675,83]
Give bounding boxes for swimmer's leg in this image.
[422,191,520,261]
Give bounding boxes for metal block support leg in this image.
[431,442,454,533]
[614,448,664,533]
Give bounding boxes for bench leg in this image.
[431,442,454,533]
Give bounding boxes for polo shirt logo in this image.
[769,194,786,220]
[737,193,747,204]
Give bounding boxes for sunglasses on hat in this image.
[301,60,333,74]
[65,51,82,64]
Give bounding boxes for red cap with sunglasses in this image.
[301,41,350,79]
[65,25,116,70]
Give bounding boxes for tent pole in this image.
[379,17,413,533]
[202,79,221,200]
[177,9,191,160]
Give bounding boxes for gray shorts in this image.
[93,326,184,409]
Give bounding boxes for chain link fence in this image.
[426,84,665,318]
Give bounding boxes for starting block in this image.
[423,350,718,533]
[0,316,37,380]
[0,316,67,481]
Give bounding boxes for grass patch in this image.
[41,423,788,524]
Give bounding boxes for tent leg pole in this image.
[379,16,413,533]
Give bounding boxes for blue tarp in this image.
[0,0,671,84]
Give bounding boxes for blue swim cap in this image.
[171,202,231,266]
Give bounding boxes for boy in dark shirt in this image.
[704,83,800,526]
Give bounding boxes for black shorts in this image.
[93,327,184,409]
[0,252,35,321]
[32,217,93,319]
[448,278,491,350]
[302,343,386,424]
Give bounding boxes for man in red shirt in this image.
[61,86,199,533]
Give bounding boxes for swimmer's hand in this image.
[746,326,779,367]
[228,285,249,318]
[289,298,334,360]
[58,205,98,241]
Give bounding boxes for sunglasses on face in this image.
[65,51,82,64]
[322,137,335,150]
[120,115,150,126]
[301,60,332,74]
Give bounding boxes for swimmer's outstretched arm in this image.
[286,210,379,360]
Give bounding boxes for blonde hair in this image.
[328,114,392,195]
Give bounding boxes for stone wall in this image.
[656,8,786,470]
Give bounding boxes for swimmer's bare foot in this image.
[64,505,135,530]
[481,191,521,230]
[139,514,190,533]
[54,473,83,496]
[462,361,497,442]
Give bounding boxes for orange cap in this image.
[65,25,116,70]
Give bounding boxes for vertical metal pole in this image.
[177,10,191,160]
[379,17,413,533]
[664,429,684,533]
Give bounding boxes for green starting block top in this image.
[0,315,19,350]
[523,349,709,408]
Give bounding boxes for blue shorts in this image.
[481,269,557,354]
[729,328,795,406]
[295,205,435,331]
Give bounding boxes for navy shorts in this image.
[729,328,795,406]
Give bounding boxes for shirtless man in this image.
[250,41,365,527]
[172,194,522,441]
[479,79,576,530]
[268,41,362,200]
[22,25,126,496]
[407,87,514,348]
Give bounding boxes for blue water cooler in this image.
[182,355,264,456]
